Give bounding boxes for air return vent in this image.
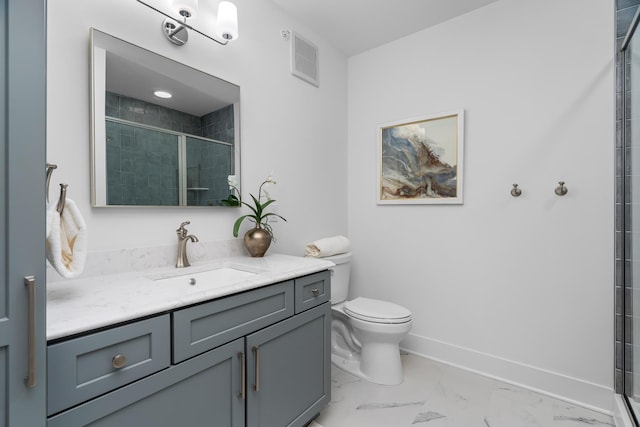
[291,31,319,87]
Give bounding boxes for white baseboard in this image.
[401,333,614,415]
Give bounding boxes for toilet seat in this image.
[343,297,412,324]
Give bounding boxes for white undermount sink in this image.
[150,264,260,288]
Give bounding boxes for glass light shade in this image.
[216,1,238,41]
[172,0,198,18]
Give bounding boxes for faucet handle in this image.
[177,221,190,236]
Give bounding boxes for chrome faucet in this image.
[176,221,199,268]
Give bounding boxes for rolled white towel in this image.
[46,198,88,278]
[305,235,350,258]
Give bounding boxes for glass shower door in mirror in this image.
[103,118,235,207]
[185,136,233,206]
[105,120,179,206]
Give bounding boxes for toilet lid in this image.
[343,297,412,324]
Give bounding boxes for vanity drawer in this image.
[172,280,294,363]
[295,270,331,313]
[47,314,171,416]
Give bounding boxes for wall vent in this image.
[291,31,319,87]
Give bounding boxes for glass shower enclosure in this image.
[621,6,640,424]
[104,118,234,207]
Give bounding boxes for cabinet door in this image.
[246,303,331,427]
[48,338,245,427]
[0,0,47,426]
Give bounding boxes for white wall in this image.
[47,0,348,255]
[48,0,617,413]
[347,0,615,412]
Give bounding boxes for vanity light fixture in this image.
[136,0,238,46]
[216,1,238,41]
[172,0,198,19]
[153,90,173,99]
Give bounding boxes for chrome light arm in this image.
[136,0,229,46]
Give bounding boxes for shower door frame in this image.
[620,5,640,425]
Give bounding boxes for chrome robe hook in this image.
[511,184,522,197]
[555,181,568,196]
[57,184,68,214]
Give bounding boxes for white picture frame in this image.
[377,110,465,205]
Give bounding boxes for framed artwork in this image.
[377,110,464,204]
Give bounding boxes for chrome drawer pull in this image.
[252,346,260,392]
[112,354,127,369]
[311,288,320,296]
[237,352,246,400]
[24,276,36,388]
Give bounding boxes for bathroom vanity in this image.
[45,255,333,427]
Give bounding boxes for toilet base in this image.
[331,352,363,379]
[330,304,410,386]
[331,345,404,386]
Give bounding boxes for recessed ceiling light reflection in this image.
[154,90,173,99]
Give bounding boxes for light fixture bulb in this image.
[216,1,238,41]
[154,90,173,99]
[172,0,198,19]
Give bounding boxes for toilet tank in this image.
[324,252,351,303]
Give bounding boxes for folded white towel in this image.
[305,235,350,258]
[46,198,88,278]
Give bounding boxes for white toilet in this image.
[326,252,412,385]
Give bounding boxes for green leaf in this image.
[260,199,276,210]
[221,194,240,207]
[240,200,259,217]
[233,214,251,237]
[249,193,262,216]
[262,212,287,222]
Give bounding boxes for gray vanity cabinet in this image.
[46,270,331,427]
[246,303,331,427]
[48,337,245,427]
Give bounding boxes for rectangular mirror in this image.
[90,28,240,207]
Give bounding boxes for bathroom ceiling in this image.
[270,0,500,56]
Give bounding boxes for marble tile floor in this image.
[312,353,615,427]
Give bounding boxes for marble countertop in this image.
[46,254,334,341]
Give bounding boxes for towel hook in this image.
[554,181,568,196]
[510,184,522,197]
[57,184,68,214]
[46,163,57,203]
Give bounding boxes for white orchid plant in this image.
[224,175,287,238]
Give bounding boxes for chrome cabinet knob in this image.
[311,288,320,297]
[112,354,127,369]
